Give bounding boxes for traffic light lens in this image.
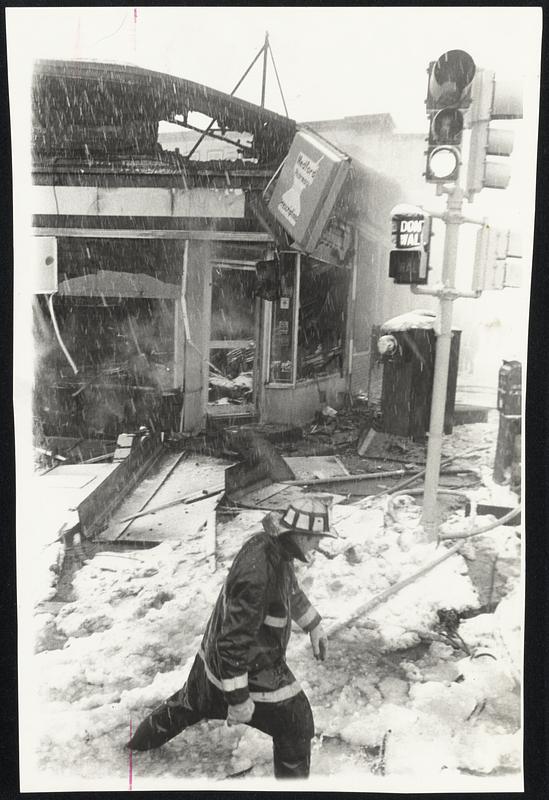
[431,108,464,144]
[427,146,459,180]
[431,50,476,105]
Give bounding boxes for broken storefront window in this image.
[33,293,176,441]
[269,255,348,383]
[268,254,296,383]
[208,265,256,406]
[297,260,348,380]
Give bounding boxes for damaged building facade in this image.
[31,60,401,446]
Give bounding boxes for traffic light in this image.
[465,70,523,198]
[389,205,431,284]
[472,224,523,290]
[425,50,476,184]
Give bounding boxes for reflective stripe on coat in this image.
[199,531,321,705]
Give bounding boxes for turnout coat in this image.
[198,530,321,706]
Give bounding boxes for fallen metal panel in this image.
[282,455,350,481]
[224,430,294,498]
[231,482,346,511]
[101,453,230,544]
[100,450,190,542]
[77,433,164,538]
[115,494,220,544]
[37,472,99,490]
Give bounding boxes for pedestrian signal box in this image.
[389,206,431,284]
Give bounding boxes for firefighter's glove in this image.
[226,697,255,726]
[310,623,328,661]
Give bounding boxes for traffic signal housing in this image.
[425,50,476,184]
[472,224,523,290]
[465,70,523,199]
[389,205,431,284]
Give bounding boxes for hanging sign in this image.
[267,130,350,253]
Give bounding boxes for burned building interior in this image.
[31,60,295,455]
[31,59,371,462]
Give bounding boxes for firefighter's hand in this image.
[310,623,328,661]
[226,697,255,726]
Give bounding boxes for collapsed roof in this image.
[32,59,297,164]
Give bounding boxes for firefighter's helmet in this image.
[262,496,338,539]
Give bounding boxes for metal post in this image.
[292,253,301,387]
[261,32,269,107]
[421,185,464,538]
[186,39,267,160]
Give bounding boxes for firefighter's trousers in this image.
[127,654,314,778]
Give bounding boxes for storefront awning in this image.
[57,270,180,299]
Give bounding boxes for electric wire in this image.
[46,293,79,375]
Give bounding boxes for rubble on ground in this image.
[26,418,522,789]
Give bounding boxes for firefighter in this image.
[127,496,337,779]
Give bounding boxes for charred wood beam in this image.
[33,215,266,231]
[32,166,274,190]
[33,226,273,242]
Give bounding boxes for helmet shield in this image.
[262,496,338,539]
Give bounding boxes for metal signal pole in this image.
[420,186,463,537]
[412,186,484,539]
[414,51,522,540]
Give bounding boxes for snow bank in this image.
[25,478,522,789]
[299,504,479,650]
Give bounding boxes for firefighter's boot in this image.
[273,736,311,778]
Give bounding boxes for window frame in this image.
[265,252,351,387]
[265,252,301,388]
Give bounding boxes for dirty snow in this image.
[21,423,522,792]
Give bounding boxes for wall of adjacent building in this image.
[307,115,529,405]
